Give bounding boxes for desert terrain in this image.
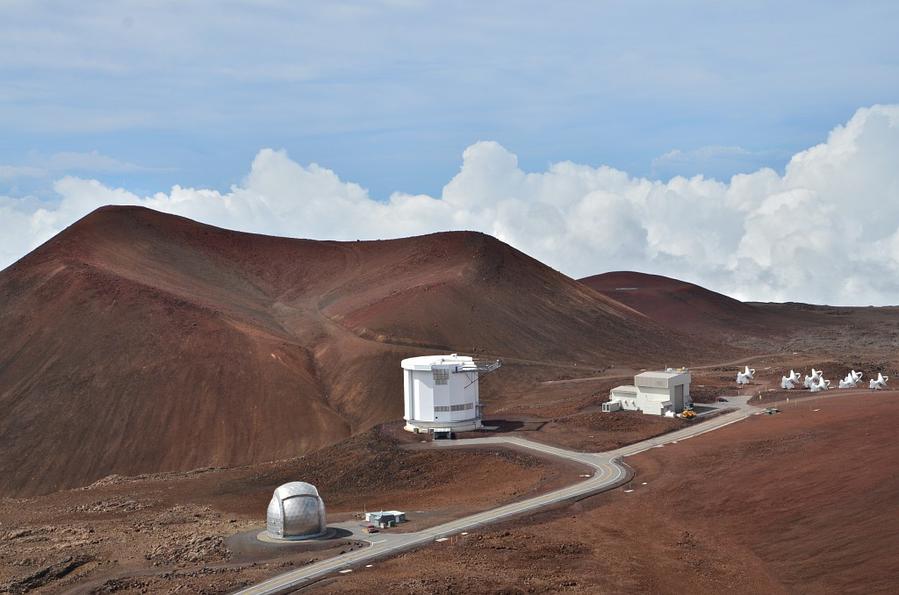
[1,207,898,593]
[322,390,899,595]
[0,207,698,498]
[0,425,589,593]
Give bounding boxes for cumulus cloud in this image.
[2,105,899,306]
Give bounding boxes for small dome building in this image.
[265,482,327,540]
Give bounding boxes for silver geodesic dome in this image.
[266,482,327,539]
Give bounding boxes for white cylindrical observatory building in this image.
[401,354,501,433]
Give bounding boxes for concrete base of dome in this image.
[404,418,482,433]
[257,527,333,543]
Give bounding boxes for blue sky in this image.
[3,0,897,198]
[3,1,899,304]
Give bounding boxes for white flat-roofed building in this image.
[607,369,692,416]
[401,354,501,433]
[364,510,407,524]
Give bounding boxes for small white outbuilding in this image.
[364,510,407,526]
[401,353,501,433]
[606,369,692,416]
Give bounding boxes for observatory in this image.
[605,369,692,416]
[805,369,830,392]
[781,369,801,390]
[401,354,501,434]
[870,372,889,390]
[809,376,831,392]
[804,368,824,389]
[736,366,755,386]
[839,370,864,389]
[265,482,327,540]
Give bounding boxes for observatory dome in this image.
[265,482,327,539]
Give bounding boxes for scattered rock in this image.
[74,497,150,514]
[145,534,230,566]
[3,555,92,594]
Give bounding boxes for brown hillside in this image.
[325,392,899,594]
[0,207,694,497]
[578,271,899,356]
[580,270,774,337]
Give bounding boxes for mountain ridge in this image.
[0,206,694,496]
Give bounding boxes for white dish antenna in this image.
[805,369,830,392]
[809,376,831,392]
[803,368,823,389]
[869,372,889,390]
[838,370,863,389]
[736,365,756,386]
[780,369,801,390]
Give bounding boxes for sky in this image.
[2,1,899,304]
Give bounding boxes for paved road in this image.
[235,398,754,595]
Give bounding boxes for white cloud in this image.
[0,150,166,181]
[3,105,899,306]
[651,145,785,180]
[40,150,161,173]
[0,165,45,180]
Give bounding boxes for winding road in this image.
[235,398,754,595]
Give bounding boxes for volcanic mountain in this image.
[0,206,696,497]
[580,271,772,337]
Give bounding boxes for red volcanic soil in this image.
[0,206,696,497]
[6,207,899,592]
[580,271,899,360]
[320,392,899,594]
[581,270,766,336]
[0,425,582,593]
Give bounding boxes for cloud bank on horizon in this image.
[2,104,899,306]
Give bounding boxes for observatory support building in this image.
[604,369,692,416]
[401,354,501,433]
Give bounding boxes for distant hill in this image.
[580,271,768,336]
[0,207,694,496]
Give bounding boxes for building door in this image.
[674,385,684,412]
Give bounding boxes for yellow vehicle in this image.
[680,409,696,419]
